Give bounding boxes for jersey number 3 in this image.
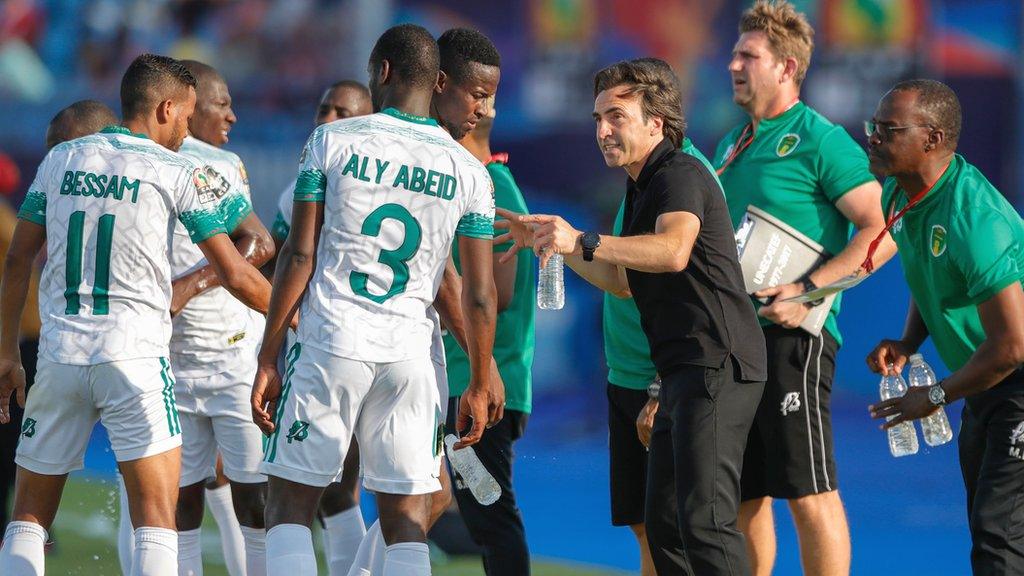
[350,203,422,303]
[65,210,115,315]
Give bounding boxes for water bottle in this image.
[908,354,954,447]
[537,253,564,310]
[444,434,501,505]
[880,364,919,457]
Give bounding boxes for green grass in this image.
[40,475,627,576]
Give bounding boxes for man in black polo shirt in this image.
[498,58,767,576]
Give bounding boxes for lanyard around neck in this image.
[860,181,937,273]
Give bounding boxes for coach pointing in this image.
[498,58,767,575]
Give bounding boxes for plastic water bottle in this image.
[444,434,501,505]
[908,354,954,447]
[880,364,919,457]
[537,253,564,310]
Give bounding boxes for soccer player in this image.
[45,100,119,151]
[432,28,535,576]
[866,79,1024,574]
[0,100,114,534]
[267,79,375,576]
[170,59,275,576]
[254,24,498,576]
[0,53,273,576]
[714,2,895,574]
[345,28,508,576]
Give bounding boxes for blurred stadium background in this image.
[0,0,1021,573]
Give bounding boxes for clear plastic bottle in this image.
[907,354,954,447]
[880,364,919,457]
[444,434,501,505]
[537,253,564,310]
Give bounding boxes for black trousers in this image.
[0,340,39,530]
[446,397,530,576]
[959,371,1024,575]
[645,361,764,576]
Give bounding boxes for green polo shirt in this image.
[604,137,722,389]
[883,154,1024,372]
[444,160,535,413]
[714,102,876,345]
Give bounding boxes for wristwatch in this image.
[580,231,601,262]
[928,383,948,406]
[647,378,662,401]
[801,278,825,307]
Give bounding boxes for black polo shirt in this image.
[622,138,767,382]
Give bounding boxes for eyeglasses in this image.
[864,121,933,139]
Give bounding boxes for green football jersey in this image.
[882,154,1024,372]
[604,138,722,389]
[444,160,536,413]
[714,102,876,345]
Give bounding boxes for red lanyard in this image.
[860,182,936,273]
[715,124,754,175]
[717,99,801,175]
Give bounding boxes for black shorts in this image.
[607,382,651,526]
[741,325,839,500]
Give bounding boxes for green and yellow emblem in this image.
[930,224,947,257]
[776,133,801,157]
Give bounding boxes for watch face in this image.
[582,231,600,249]
[928,385,945,405]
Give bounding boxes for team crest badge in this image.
[930,225,947,257]
[286,420,310,443]
[192,166,231,204]
[776,133,801,157]
[21,417,36,438]
[1010,422,1024,460]
[780,392,801,415]
[1011,422,1024,445]
[893,218,903,233]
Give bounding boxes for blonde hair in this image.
[739,0,815,86]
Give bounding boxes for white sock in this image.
[177,528,202,576]
[266,524,317,576]
[118,475,135,576]
[347,520,385,576]
[240,525,267,576]
[205,485,246,576]
[0,521,47,576]
[323,506,366,576]
[382,542,430,576]
[133,527,178,576]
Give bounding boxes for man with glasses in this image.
[867,79,1024,574]
[713,2,895,574]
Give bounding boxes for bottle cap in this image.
[909,353,923,364]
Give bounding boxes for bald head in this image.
[890,79,962,150]
[46,100,118,149]
[180,60,223,91]
[179,60,236,146]
[316,80,372,125]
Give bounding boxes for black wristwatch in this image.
[801,278,825,307]
[580,231,601,262]
[647,378,662,401]
[928,382,948,406]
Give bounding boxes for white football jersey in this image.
[20,126,228,365]
[271,179,295,239]
[293,108,494,362]
[169,136,263,377]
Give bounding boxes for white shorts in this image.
[16,357,182,475]
[176,363,265,486]
[260,343,443,494]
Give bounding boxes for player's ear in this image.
[435,70,447,94]
[378,59,392,86]
[155,99,174,124]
